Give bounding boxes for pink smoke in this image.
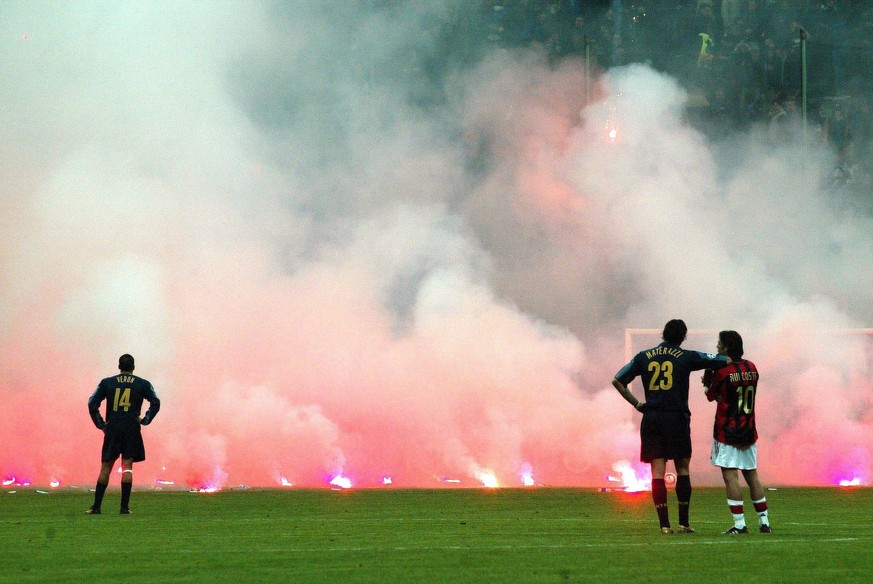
[1,4,870,490]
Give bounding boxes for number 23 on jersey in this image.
[647,361,674,391]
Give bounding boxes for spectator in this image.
[722,0,744,39]
[824,101,853,160]
[767,99,790,144]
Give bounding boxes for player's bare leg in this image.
[649,459,672,533]
[97,460,114,484]
[120,458,134,514]
[673,457,694,532]
[742,468,764,500]
[722,467,742,500]
[742,468,770,532]
[721,467,749,533]
[87,459,117,514]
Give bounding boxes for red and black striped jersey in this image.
[705,359,759,446]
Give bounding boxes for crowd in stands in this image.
[461,0,873,204]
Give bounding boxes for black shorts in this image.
[101,423,146,463]
[639,410,692,463]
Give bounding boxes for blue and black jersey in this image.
[615,342,728,414]
[88,373,160,430]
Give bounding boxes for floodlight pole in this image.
[800,28,808,151]
[585,34,591,103]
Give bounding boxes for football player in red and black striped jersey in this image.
[704,331,772,534]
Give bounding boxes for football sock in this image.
[727,498,746,529]
[676,474,692,526]
[121,480,132,510]
[752,497,769,526]
[652,478,670,528]
[93,481,108,510]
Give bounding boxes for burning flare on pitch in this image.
[608,460,651,492]
[476,469,499,488]
[329,475,352,489]
[520,462,536,486]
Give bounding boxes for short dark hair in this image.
[662,319,687,345]
[719,330,744,360]
[118,354,135,372]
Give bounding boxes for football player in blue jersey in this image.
[87,354,160,514]
[613,320,730,534]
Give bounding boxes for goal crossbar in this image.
[624,328,873,361]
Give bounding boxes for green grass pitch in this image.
[1,486,871,583]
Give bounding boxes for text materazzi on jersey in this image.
[645,347,684,359]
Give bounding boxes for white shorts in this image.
[710,439,757,470]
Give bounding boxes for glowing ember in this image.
[2,477,31,487]
[188,468,228,492]
[839,478,862,487]
[155,466,175,486]
[329,475,352,489]
[476,470,499,488]
[190,477,222,493]
[608,127,618,142]
[438,477,461,484]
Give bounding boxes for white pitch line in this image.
[173,536,868,555]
